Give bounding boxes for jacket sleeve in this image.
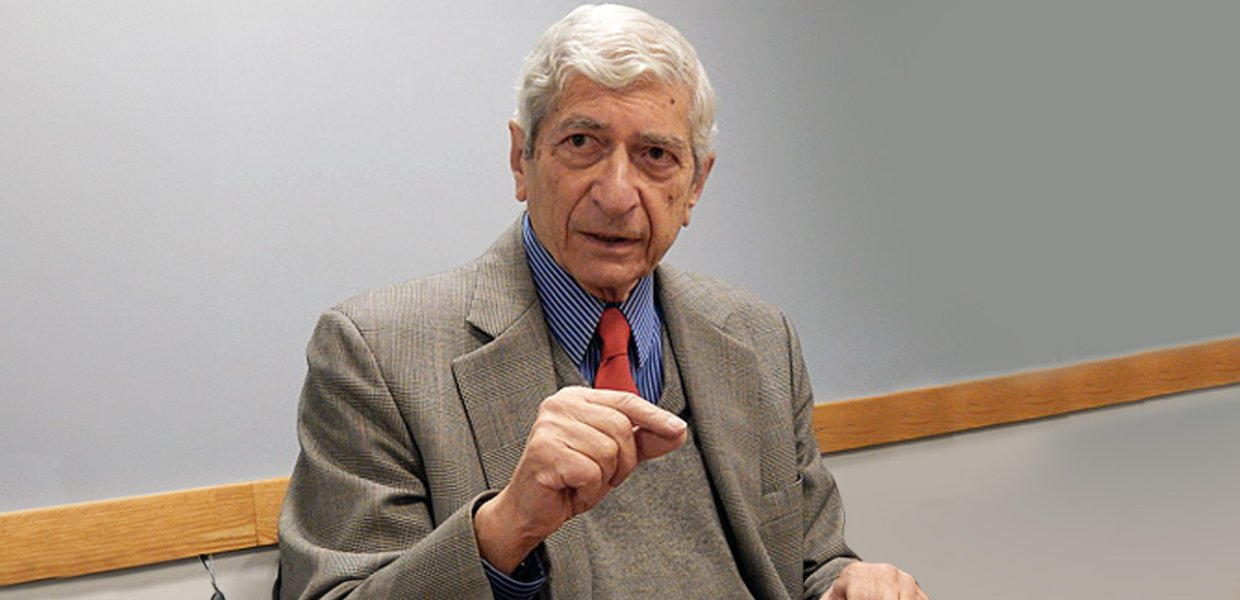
[783,314,861,599]
[277,309,496,600]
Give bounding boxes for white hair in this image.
[515,4,717,175]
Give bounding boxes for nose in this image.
[591,148,640,215]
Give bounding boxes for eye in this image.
[645,146,678,168]
[560,133,601,155]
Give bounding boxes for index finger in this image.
[581,388,687,438]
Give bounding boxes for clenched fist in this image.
[474,386,688,572]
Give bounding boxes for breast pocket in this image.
[760,474,802,524]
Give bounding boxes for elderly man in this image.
[279,4,927,599]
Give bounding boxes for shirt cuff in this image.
[481,550,547,600]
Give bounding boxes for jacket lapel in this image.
[659,267,784,597]
[453,307,555,492]
[453,222,555,490]
[449,221,591,597]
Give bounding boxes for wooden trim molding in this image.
[1,337,1237,587]
[0,478,288,586]
[812,336,1240,453]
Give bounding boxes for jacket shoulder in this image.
[657,264,789,333]
[330,261,481,333]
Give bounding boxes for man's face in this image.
[510,75,714,303]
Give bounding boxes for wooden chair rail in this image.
[814,337,1240,454]
[2,337,1237,587]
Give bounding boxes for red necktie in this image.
[594,307,639,395]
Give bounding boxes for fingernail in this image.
[668,415,687,429]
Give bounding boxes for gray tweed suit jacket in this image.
[278,221,857,599]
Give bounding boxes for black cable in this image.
[199,554,226,600]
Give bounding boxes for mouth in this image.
[583,232,640,246]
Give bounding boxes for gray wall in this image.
[1,0,1238,597]
[829,385,1240,599]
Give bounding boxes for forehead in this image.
[545,75,692,137]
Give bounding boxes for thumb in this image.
[635,425,687,461]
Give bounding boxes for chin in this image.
[580,273,642,301]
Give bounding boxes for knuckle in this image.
[600,433,621,456]
[605,410,635,437]
[525,424,554,447]
[538,395,561,414]
[559,462,586,487]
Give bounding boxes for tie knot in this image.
[598,307,631,360]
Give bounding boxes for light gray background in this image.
[1,1,1238,597]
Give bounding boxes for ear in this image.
[508,120,529,202]
[682,152,715,227]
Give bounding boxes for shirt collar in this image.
[522,213,659,369]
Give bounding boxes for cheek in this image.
[648,211,684,249]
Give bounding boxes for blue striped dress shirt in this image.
[521,213,664,402]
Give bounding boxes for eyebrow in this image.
[556,116,605,132]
